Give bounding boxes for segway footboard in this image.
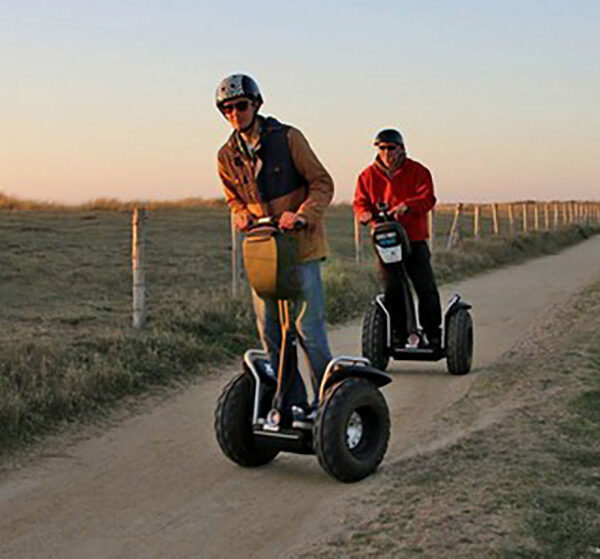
[243,349,315,454]
[390,346,445,361]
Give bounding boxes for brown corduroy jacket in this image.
[217,116,334,262]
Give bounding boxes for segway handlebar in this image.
[359,202,397,227]
[248,215,307,232]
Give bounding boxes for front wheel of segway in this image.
[214,373,279,467]
[362,301,389,371]
[446,309,473,375]
[314,378,390,483]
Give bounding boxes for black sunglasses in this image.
[378,144,399,151]
[222,100,250,114]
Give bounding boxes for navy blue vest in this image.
[255,118,307,203]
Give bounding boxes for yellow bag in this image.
[243,226,302,299]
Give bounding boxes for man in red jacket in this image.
[353,128,442,348]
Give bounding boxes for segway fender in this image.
[321,365,391,397]
[443,295,472,348]
[444,295,472,321]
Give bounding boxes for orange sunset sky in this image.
[2,1,599,204]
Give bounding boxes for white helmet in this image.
[215,74,263,111]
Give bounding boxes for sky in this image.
[1,0,599,204]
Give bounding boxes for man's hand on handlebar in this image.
[359,211,373,225]
[279,211,307,230]
[391,203,409,219]
[234,212,254,231]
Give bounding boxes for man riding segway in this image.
[213,75,393,482]
[354,129,443,351]
[215,73,334,421]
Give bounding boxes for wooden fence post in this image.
[132,207,147,329]
[354,214,362,264]
[446,203,463,250]
[562,202,568,226]
[231,212,244,295]
[533,204,539,232]
[508,204,515,236]
[473,204,481,240]
[491,203,499,235]
[543,203,550,231]
[553,203,559,229]
[427,209,435,254]
[522,203,528,233]
[568,202,574,224]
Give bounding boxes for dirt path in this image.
[2,237,600,559]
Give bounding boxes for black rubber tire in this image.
[214,373,279,467]
[362,301,390,371]
[446,309,474,375]
[313,378,390,483]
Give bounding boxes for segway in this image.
[215,217,391,482]
[362,203,474,374]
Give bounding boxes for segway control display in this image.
[374,230,403,264]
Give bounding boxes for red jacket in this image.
[353,157,436,241]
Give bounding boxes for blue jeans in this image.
[251,260,332,408]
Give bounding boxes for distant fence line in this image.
[355,200,600,262]
[129,200,600,327]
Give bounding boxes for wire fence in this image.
[351,201,600,263]
[7,201,593,332]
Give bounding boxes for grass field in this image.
[0,205,598,450]
[0,204,578,336]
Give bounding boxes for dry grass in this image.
[0,192,227,211]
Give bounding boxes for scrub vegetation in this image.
[0,205,598,451]
[303,281,600,558]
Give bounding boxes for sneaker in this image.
[291,405,317,429]
[291,405,316,421]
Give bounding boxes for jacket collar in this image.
[374,155,408,178]
[226,116,283,156]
